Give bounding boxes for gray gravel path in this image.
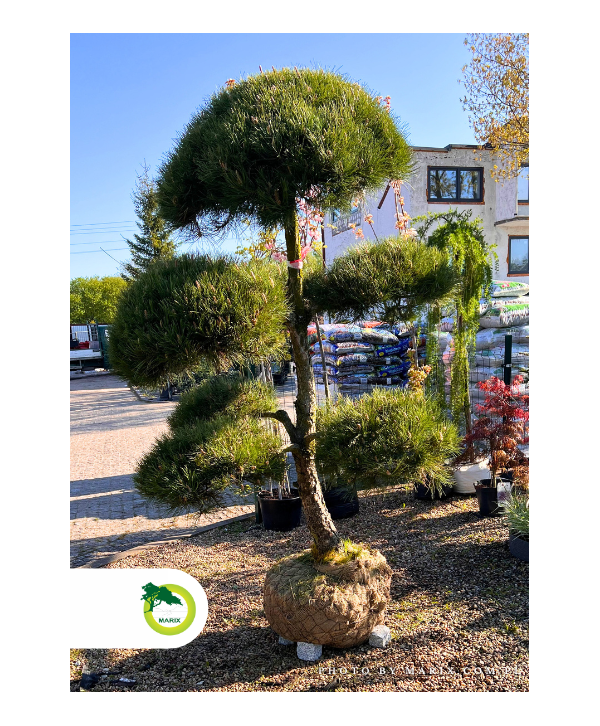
[70,375,254,567]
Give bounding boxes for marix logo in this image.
[142,582,196,636]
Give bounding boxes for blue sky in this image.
[71,33,477,279]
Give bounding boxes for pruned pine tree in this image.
[111,68,458,559]
[121,162,177,282]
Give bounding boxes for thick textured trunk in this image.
[283,210,340,557]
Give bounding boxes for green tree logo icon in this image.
[141,582,183,613]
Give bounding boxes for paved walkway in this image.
[70,375,254,567]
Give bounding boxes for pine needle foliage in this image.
[122,162,177,281]
[315,389,461,493]
[108,254,289,387]
[304,236,458,323]
[134,415,286,514]
[167,375,278,431]
[157,68,413,235]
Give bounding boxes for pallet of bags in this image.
[490,280,529,298]
[475,325,528,349]
[475,344,529,368]
[479,298,529,328]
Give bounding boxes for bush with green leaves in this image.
[315,388,460,494]
[108,254,288,388]
[135,414,286,514]
[167,375,278,431]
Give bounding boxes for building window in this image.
[518,165,529,203]
[508,236,529,275]
[427,167,483,203]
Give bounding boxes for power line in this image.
[71,240,126,246]
[70,229,137,235]
[70,220,136,227]
[70,248,129,255]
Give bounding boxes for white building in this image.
[323,144,529,284]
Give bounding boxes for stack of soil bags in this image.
[308,323,412,391]
[431,280,529,398]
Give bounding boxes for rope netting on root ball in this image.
[263,545,392,648]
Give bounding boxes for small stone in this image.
[278,636,294,645]
[369,624,391,648]
[297,642,322,661]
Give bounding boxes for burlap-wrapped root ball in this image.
[263,547,392,648]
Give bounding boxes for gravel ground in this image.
[72,486,528,692]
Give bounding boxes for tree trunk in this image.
[283,210,340,558]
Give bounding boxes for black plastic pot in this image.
[475,479,508,516]
[323,485,360,519]
[414,482,454,501]
[508,532,529,562]
[258,488,302,531]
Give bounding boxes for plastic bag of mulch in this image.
[373,361,411,378]
[391,322,413,338]
[327,324,365,342]
[479,302,529,328]
[314,341,375,356]
[474,345,529,367]
[310,340,338,355]
[310,353,339,367]
[490,280,529,297]
[475,325,529,350]
[336,354,370,367]
[426,331,453,350]
[372,339,411,358]
[337,365,376,377]
[359,328,400,345]
[438,316,455,332]
[338,372,378,384]
[366,355,403,366]
[312,364,338,377]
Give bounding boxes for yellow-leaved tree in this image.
[460,33,529,181]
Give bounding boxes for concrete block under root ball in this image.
[369,624,391,648]
[297,642,322,661]
[278,636,294,645]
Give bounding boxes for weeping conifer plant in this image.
[414,209,496,441]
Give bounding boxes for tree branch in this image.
[261,410,297,441]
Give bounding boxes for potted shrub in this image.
[454,375,529,516]
[503,493,529,562]
[318,476,360,520]
[258,473,303,531]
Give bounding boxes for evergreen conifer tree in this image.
[111,69,458,560]
[121,162,177,281]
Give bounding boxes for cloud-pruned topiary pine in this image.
[153,68,420,558]
[304,236,458,324]
[315,388,461,494]
[108,254,288,388]
[167,376,278,432]
[134,413,286,513]
[132,375,284,512]
[112,68,457,560]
